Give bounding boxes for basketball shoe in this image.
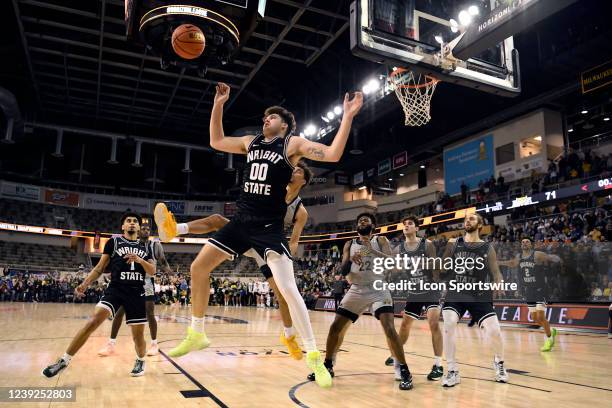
[442,370,461,387]
[42,358,68,378]
[494,358,509,383]
[147,343,159,356]
[168,327,210,357]
[306,351,333,388]
[154,202,177,242]
[540,328,557,352]
[130,359,145,377]
[98,341,116,357]
[280,333,303,360]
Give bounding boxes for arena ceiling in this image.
[1,0,612,198]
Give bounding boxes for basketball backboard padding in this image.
[453,0,579,61]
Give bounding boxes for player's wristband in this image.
[340,262,351,276]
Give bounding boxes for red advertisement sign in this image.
[44,189,79,207]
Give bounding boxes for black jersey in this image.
[103,236,152,288]
[519,251,546,297]
[236,133,294,222]
[399,238,434,296]
[447,237,492,300]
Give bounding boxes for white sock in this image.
[109,338,116,345]
[434,356,442,367]
[284,326,296,338]
[62,353,73,364]
[442,310,459,372]
[136,356,145,362]
[177,223,189,235]
[151,339,157,345]
[481,316,504,362]
[267,253,317,352]
[191,316,205,333]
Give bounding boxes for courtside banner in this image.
[314,297,609,330]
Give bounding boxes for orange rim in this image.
[389,68,439,89]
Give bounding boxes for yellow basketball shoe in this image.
[306,350,332,388]
[280,333,303,360]
[154,202,177,242]
[167,327,210,358]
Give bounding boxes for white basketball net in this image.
[389,69,439,127]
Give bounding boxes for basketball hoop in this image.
[389,68,439,127]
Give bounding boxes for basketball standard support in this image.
[452,0,579,61]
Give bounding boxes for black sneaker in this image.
[307,362,334,381]
[384,356,394,366]
[130,359,145,377]
[427,364,444,381]
[399,369,413,390]
[42,358,68,378]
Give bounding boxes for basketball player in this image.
[383,215,444,381]
[307,213,414,390]
[155,161,312,360]
[498,237,561,351]
[98,220,171,357]
[42,213,155,378]
[165,82,363,388]
[440,213,509,387]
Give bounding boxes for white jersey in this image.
[348,236,383,286]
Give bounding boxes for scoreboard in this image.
[477,177,612,214]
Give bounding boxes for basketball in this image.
[171,24,205,60]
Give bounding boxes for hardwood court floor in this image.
[0,303,610,407]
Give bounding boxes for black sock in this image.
[324,359,333,368]
[399,364,410,374]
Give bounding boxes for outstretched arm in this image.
[289,92,363,163]
[497,255,519,268]
[209,83,255,154]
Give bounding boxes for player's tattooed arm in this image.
[289,92,363,163]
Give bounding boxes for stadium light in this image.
[434,35,444,44]
[581,109,588,114]
[604,116,610,121]
[321,115,330,123]
[358,185,367,190]
[420,164,426,169]
[304,124,317,137]
[449,18,459,33]
[468,5,479,16]
[326,111,335,120]
[568,127,574,132]
[362,78,380,95]
[333,106,342,115]
[458,10,472,26]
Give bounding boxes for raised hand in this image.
[214,82,230,105]
[343,91,364,118]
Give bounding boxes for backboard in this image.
[350,0,521,96]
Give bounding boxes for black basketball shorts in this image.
[207,216,291,262]
[443,301,497,328]
[97,285,147,325]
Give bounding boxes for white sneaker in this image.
[98,342,116,357]
[393,359,401,381]
[494,359,509,383]
[442,370,461,387]
[147,343,159,356]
